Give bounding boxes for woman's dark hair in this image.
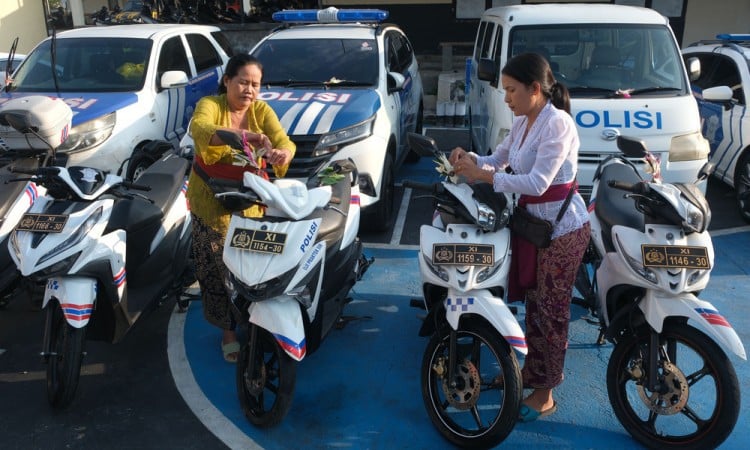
[501,52,571,115]
[218,54,263,94]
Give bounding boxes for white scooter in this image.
[212,132,371,427]
[7,100,193,409]
[573,135,746,450]
[403,132,524,448]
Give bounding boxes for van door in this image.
[470,20,503,155]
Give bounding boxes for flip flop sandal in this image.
[222,341,240,363]
[518,401,557,422]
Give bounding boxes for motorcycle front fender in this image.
[445,289,527,355]
[640,290,746,360]
[248,297,306,361]
[42,276,96,328]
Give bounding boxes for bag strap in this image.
[554,177,578,224]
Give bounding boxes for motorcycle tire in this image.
[421,318,522,448]
[236,325,297,428]
[46,304,86,409]
[607,320,740,450]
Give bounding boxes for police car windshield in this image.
[254,38,378,87]
[510,24,688,96]
[8,38,152,93]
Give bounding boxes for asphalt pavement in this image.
[0,126,748,449]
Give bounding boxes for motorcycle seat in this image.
[0,165,30,220]
[306,176,351,251]
[595,163,644,252]
[133,155,189,216]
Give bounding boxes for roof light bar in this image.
[272,7,388,24]
[717,34,750,41]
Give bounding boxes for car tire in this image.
[363,152,394,232]
[735,151,750,223]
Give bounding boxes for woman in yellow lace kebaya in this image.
[186,54,295,363]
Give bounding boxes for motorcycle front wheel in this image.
[236,325,297,428]
[607,321,740,450]
[421,318,522,448]
[46,304,86,408]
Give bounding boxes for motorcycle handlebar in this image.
[403,180,442,194]
[121,181,152,191]
[608,179,648,195]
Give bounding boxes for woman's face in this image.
[501,74,540,117]
[224,63,262,110]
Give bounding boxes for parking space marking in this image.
[390,187,412,245]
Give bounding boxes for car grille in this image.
[268,134,328,180]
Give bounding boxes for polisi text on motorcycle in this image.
[299,221,318,253]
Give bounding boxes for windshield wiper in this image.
[264,78,372,88]
[626,87,682,96]
[567,86,617,95]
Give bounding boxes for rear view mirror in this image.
[407,132,439,158]
[616,135,648,158]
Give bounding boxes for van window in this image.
[474,21,488,61]
[688,53,744,105]
[510,24,687,96]
[474,21,496,61]
[489,25,503,87]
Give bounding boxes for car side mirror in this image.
[477,58,497,82]
[702,85,733,102]
[160,70,189,90]
[387,71,405,94]
[686,57,700,82]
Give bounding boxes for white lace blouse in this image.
[474,101,589,239]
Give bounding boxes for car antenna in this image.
[4,37,18,92]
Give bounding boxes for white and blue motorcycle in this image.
[403,132,524,448]
[210,131,371,427]
[7,100,193,408]
[574,135,746,449]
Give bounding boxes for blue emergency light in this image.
[272,7,388,24]
[717,34,750,41]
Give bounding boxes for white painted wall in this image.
[683,0,750,47]
[0,1,49,54]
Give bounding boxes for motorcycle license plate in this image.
[15,213,68,233]
[229,227,287,254]
[432,243,494,266]
[641,245,710,269]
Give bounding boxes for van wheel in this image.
[735,152,750,223]
[363,153,394,232]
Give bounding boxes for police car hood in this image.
[0,92,138,126]
[259,87,381,136]
[573,95,699,153]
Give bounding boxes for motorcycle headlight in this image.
[39,207,102,265]
[476,255,505,284]
[683,201,706,233]
[56,113,116,154]
[615,234,657,284]
[422,251,449,282]
[9,230,21,261]
[313,116,374,157]
[476,202,496,231]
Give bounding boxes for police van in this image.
[468,4,709,197]
[682,34,750,221]
[249,8,424,231]
[0,24,231,179]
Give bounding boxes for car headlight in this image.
[39,206,102,265]
[56,112,116,154]
[313,116,374,157]
[668,131,710,162]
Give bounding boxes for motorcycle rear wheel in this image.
[46,304,86,409]
[236,325,297,428]
[421,318,522,448]
[607,321,740,449]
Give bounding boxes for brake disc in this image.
[441,358,482,411]
[636,360,689,415]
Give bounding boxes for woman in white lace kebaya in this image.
[450,52,590,423]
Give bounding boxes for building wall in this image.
[0,1,49,54]
[683,0,750,47]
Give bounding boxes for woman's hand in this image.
[242,131,272,153]
[453,154,492,184]
[449,146,468,165]
[265,148,293,167]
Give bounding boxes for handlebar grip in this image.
[607,180,635,192]
[403,180,439,193]
[121,181,152,191]
[10,167,38,175]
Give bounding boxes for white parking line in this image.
[390,187,412,246]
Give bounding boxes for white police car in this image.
[682,34,750,221]
[0,24,231,179]
[250,7,424,231]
